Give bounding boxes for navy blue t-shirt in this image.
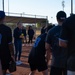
[0,24,12,60]
[60,14,75,71]
[13,27,22,41]
[46,26,67,68]
[28,33,47,63]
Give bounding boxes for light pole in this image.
[8,0,9,15]
[3,0,4,11]
[62,0,65,11]
[51,17,53,23]
[71,0,73,14]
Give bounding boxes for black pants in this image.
[50,66,67,75]
[28,35,33,43]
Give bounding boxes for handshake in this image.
[20,33,24,39]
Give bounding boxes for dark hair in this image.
[56,11,66,22]
[46,25,54,32]
[0,11,5,21]
[28,26,32,29]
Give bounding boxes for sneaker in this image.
[18,60,22,64]
[16,61,19,65]
[22,44,25,46]
[29,72,31,75]
[30,44,33,46]
[26,44,28,46]
[6,73,12,75]
[16,60,22,65]
[29,72,33,75]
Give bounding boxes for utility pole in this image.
[62,0,65,11]
[8,0,9,15]
[3,0,4,11]
[71,0,73,15]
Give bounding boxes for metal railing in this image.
[5,12,47,19]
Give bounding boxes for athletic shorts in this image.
[29,61,48,72]
[1,56,11,70]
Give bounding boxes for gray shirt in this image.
[46,26,67,68]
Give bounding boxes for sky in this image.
[0,0,75,23]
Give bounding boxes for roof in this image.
[5,12,47,23]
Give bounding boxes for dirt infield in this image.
[8,44,51,75]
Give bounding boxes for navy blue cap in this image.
[0,11,5,19]
[56,11,66,21]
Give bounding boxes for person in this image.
[0,60,3,75]
[45,11,67,75]
[22,26,27,45]
[41,26,46,34]
[41,21,47,34]
[28,26,34,45]
[28,25,53,75]
[59,14,75,75]
[14,21,24,65]
[0,11,14,75]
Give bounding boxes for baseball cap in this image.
[0,11,5,19]
[56,11,66,21]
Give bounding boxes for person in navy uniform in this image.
[45,11,67,75]
[28,25,53,75]
[59,14,75,75]
[0,11,14,75]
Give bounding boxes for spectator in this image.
[22,26,27,44]
[28,25,53,75]
[45,11,67,75]
[28,26,34,45]
[41,21,47,34]
[59,14,75,75]
[41,26,46,34]
[0,11,14,75]
[14,21,24,65]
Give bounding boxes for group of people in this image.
[0,10,75,75]
[14,22,35,65]
[28,11,75,75]
[0,10,35,75]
